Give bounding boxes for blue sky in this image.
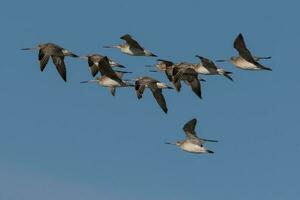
[0,0,299,199]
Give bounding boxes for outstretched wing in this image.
[183,118,198,139]
[234,33,257,63]
[149,82,168,113]
[38,49,50,72]
[98,57,126,86]
[196,56,217,70]
[52,55,66,82]
[120,34,144,51]
[135,80,146,99]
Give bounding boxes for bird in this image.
[147,59,175,82]
[216,33,272,71]
[96,56,127,87]
[165,118,218,154]
[134,76,173,113]
[78,54,125,77]
[104,34,157,57]
[21,43,78,82]
[194,55,233,81]
[172,62,204,99]
[80,71,134,96]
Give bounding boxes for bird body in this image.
[104,34,157,57]
[216,33,272,71]
[21,43,78,82]
[134,76,172,113]
[79,54,124,77]
[165,118,217,154]
[80,71,133,96]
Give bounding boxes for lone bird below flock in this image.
[78,54,125,77]
[134,76,173,113]
[21,43,78,82]
[165,118,218,154]
[216,33,272,71]
[80,71,133,96]
[104,34,157,57]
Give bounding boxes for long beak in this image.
[202,138,219,143]
[80,80,98,84]
[215,59,229,62]
[78,56,89,60]
[103,45,120,49]
[149,70,158,72]
[21,47,38,51]
[114,70,132,74]
[165,142,176,145]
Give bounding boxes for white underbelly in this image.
[121,46,135,55]
[232,59,258,69]
[100,78,120,87]
[180,143,206,153]
[195,66,216,75]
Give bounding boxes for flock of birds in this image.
[21,33,271,154]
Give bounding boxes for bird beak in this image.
[80,80,98,83]
[103,45,121,49]
[215,59,228,62]
[21,47,38,51]
[165,142,176,145]
[149,70,158,72]
[78,56,89,60]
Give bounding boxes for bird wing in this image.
[98,57,126,86]
[165,66,174,82]
[183,118,199,139]
[196,56,218,70]
[120,34,144,51]
[157,59,174,67]
[183,68,202,99]
[233,33,257,63]
[135,80,146,99]
[51,55,66,82]
[38,49,50,71]
[89,65,99,77]
[149,82,168,113]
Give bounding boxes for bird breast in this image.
[232,57,257,69]
[100,78,120,87]
[180,142,206,153]
[195,65,216,75]
[121,45,134,55]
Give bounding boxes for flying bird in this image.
[21,43,78,82]
[194,55,233,81]
[172,63,204,99]
[134,76,173,113]
[104,34,157,57]
[165,118,218,154]
[216,33,272,71]
[78,54,125,77]
[96,56,127,87]
[80,71,134,96]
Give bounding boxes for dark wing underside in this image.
[51,55,66,82]
[183,118,198,139]
[98,57,125,86]
[149,82,168,113]
[120,34,144,51]
[38,49,50,72]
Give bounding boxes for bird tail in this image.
[257,63,272,71]
[254,56,272,60]
[217,69,233,81]
[206,150,214,154]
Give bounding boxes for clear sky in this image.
[0,0,299,199]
